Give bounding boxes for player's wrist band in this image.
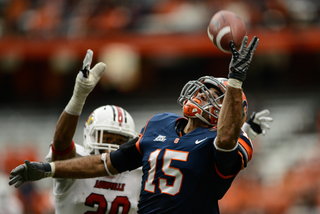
[227,78,242,89]
[101,153,114,176]
[65,95,85,116]
[51,141,75,155]
[213,138,238,152]
[49,162,55,177]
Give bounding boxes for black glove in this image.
[228,36,259,82]
[9,160,52,188]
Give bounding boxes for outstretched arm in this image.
[216,85,243,150]
[9,137,142,188]
[52,50,106,161]
[215,36,259,150]
[9,153,119,188]
[53,154,118,178]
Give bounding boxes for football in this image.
[207,10,247,53]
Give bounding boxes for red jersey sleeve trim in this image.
[51,140,75,155]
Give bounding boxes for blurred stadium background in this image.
[0,0,320,213]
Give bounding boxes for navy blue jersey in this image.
[111,112,253,214]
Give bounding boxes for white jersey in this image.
[46,143,142,214]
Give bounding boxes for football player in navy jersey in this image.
[9,36,265,213]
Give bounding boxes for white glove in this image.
[65,49,106,115]
[79,48,93,82]
[242,109,273,141]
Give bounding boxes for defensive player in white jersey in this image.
[46,50,142,213]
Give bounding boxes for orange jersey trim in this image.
[238,138,253,162]
[135,134,143,155]
[135,114,155,156]
[237,150,245,170]
[214,163,238,179]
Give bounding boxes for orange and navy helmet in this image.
[177,76,248,126]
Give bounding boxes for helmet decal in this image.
[86,114,94,125]
[112,105,124,127]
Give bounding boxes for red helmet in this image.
[178,76,248,126]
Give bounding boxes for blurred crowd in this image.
[0,0,320,38]
[220,147,320,214]
[1,147,54,214]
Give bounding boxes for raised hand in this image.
[228,36,259,82]
[65,49,106,115]
[74,49,106,96]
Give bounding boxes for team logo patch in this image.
[86,114,94,125]
[154,135,167,142]
[174,138,179,144]
[195,137,207,144]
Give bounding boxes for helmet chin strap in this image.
[195,113,213,126]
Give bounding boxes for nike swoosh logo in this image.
[195,137,207,144]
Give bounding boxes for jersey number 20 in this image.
[85,193,130,214]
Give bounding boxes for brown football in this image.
[207,10,247,53]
